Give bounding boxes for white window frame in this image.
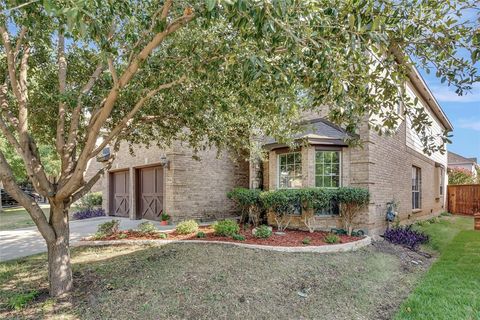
[314,149,342,188]
[277,151,302,189]
[439,167,445,196]
[412,166,422,210]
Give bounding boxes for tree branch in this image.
[0,25,24,110]
[0,150,56,242]
[65,62,104,154]
[107,57,118,85]
[56,31,67,157]
[13,27,27,58]
[56,9,195,200]
[68,142,118,206]
[89,75,186,158]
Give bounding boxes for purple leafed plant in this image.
[73,208,106,220]
[384,225,429,250]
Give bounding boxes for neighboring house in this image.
[85,68,451,234]
[448,151,478,177]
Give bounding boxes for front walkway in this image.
[0,217,175,261]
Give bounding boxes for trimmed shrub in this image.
[232,233,245,241]
[97,220,119,236]
[72,208,105,220]
[254,225,272,238]
[175,220,198,234]
[159,233,168,239]
[137,221,157,234]
[384,225,429,249]
[227,188,263,226]
[196,231,206,238]
[260,189,301,231]
[336,187,369,236]
[213,219,240,237]
[324,233,340,244]
[78,192,102,209]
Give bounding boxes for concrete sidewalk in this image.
[0,217,175,261]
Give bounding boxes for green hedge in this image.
[228,187,369,216]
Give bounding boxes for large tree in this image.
[0,0,478,297]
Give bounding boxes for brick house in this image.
[85,68,451,234]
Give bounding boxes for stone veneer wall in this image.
[84,141,249,222]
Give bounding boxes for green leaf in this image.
[205,0,216,12]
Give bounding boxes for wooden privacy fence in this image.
[447,184,480,215]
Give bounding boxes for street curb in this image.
[76,236,372,253]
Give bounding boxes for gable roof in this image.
[408,68,453,131]
[448,151,477,165]
[263,118,349,149]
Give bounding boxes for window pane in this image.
[332,163,339,175]
[294,152,301,163]
[286,153,294,164]
[324,164,332,176]
[316,163,324,175]
[324,152,332,163]
[315,176,323,187]
[332,151,339,163]
[294,163,302,175]
[323,177,331,188]
[280,155,287,166]
[316,151,324,163]
[332,176,339,187]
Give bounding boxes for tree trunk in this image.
[47,204,73,297]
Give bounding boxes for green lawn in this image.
[0,205,50,231]
[395,216,479,320]
[0,205,82,231]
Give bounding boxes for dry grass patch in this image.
[1,242,431,320]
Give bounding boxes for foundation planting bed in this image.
[88,226,362,247]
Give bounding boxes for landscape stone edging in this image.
[76,236,372,253]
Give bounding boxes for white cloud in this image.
[429,83,480,103]
[458,119,480,131]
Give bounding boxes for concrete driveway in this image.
[0,217,174,261]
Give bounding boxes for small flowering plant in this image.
[384,225,429,250]
[72,208,106,220]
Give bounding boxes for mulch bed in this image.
[92,226,362,247]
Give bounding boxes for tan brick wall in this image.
[365,121,447,234]
[84,141,249,222]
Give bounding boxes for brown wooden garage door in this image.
[110,170,130,217]
[138,166,164,221]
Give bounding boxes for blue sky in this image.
[420,72,480,160]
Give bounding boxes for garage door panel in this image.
[110,170,130,217]
[139,166,164,221]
